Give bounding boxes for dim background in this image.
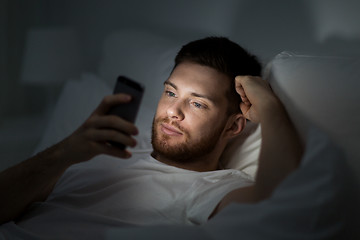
[1,0,360,169]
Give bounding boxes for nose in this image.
[166,100,185,120]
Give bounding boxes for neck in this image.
[151,147,224,172]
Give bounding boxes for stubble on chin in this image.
[151,117,223,163]
[151,117,190,161]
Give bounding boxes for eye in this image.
[165,90,176,97]
[193,102,202,108]
[192,101,207,109]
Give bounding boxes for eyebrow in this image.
[164,80,217,104]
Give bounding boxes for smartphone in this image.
[108,76,144,149]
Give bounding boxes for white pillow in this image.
[265,52,360,184]
[219,122,261,177]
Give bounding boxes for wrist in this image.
[35,141,74,170]
[258,95,285,123]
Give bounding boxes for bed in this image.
[1,30,359,239]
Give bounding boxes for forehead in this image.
[168,62,230,103]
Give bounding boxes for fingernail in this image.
[132,138,137,147]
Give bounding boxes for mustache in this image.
[157,117,187,134]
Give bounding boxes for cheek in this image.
[155,97,168,116]
[185,114,218,137]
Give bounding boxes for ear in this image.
[224,113,246,139]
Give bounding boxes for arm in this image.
[213,76,303,214]
[0,93,138,224]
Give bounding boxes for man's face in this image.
[151,62,231,162]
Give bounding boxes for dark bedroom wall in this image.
[1,0,360,118]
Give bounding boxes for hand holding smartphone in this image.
[108,76,144,149]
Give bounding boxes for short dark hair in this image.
[174,37,262,115]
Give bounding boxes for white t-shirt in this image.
[1,151,253,239]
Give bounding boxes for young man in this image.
[0,37,302,233]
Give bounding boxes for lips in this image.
[160,123,183,136]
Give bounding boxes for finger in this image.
[235,77,251,105]
[240,92,251,105]
[85,115,139,136]
[92,94,132,116]
[236,85,246,98]
[243,99,251,106]
[86,128,137,148]
[239,102,251,118]
[234,76,245,94]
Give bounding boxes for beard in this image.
[151,117,226,163]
